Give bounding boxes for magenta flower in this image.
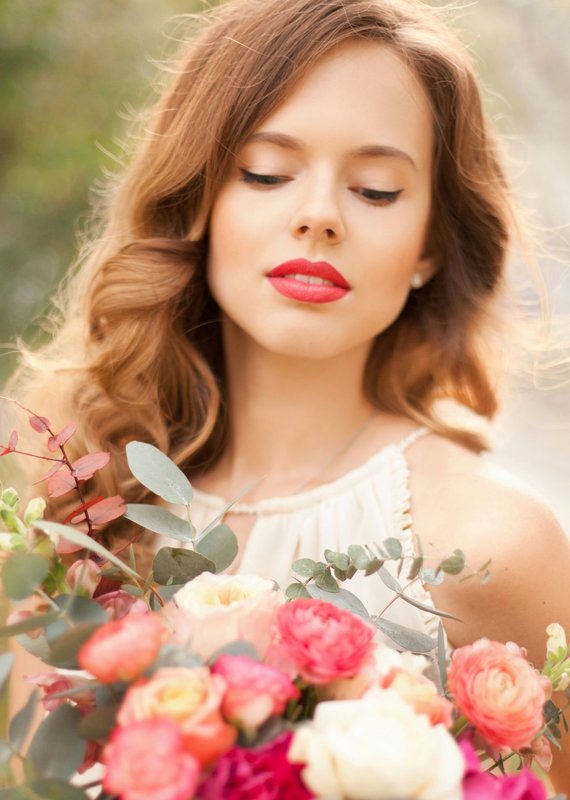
[197,731,313,800]
[460,740,547,800]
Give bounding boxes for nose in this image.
[289,175,345,244]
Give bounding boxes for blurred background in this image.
[0,0,568,526]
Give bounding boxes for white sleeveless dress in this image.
[183,427,450,661]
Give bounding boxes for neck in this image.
[212,320,377,498]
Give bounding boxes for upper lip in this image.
[267,259,350,289]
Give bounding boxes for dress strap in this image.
[395,426,430,453]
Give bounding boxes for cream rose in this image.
[164,573,284,660]
[288,688,464,800]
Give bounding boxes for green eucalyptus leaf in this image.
[124,504,192,542]
[27,703,86,780]
[48,622,102,669]
[364,557,384,576]
[324,550,351,570]
[208,640,260,664]
[0,652,14,697]
[312,567,339,593]
[291,558,317,578]
[396,592,461,622]
[437,621,448,693]
[377,565,403,594]
[440,549,466,575]
[36,521,139,580]
[157,583,185,603]
[419,567,445,586]
[126,441,193,505]
[374,617,436,653]
[153,644,202,671]
[1,552,50,601]
[25,779,88,799]
[407,556,423,581]
[347,544,370,570]
[45,595,107,644]
[382,537,403,559]
[78,703,120,741]
[196,524,238,572]
[285,582,311,600]
[9,689,39,753]
[307,585,370,619]
[153,547,215,585]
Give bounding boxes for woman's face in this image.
[207,41,435,361]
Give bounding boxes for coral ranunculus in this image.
[103,718,200,800]
[212,654,300,731]
[117,666,236,766]
[78,612,164,683]
[273,598,375,684]
[197,731,313,800]
[448,639,548,750]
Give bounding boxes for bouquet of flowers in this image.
[0,399,568,799]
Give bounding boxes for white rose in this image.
[163,573,284,660]
[288,688,464,800]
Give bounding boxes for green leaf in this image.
[48,622,102,669]
[291,558,317,578]
[153,547,215,585]
[437,621,448,693]
[347,544,370,570]
[324,550,350,570]
[440,549,466,575]
[285,582,311,600]
[382,537,403,559]
[374,617,437,653]
[0,652,14,697]
[1,552,50,601]
[78,703,120,740]
[157,583,185,603]
[9,689,39,753]
[24,779,88,799]
[196,524,238,572]
[153,644,202,671]
[313,567,339,593]
[364,557,384,576]
[396,592,461,622]
[377,565,403,594]
[0,740,12,767]
[407,556,423,581]
[27,703,86,780]
[126,441,193,505]
[419,567,445,586]
[124,503,192,541]
[36,521,139,579]
[45,595,107,643]
[208,640,260,663]
[307,585,370,619]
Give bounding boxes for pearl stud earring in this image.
[410,272,424,289]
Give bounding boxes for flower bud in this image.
[24,497,46,526]
[67,558,101,597]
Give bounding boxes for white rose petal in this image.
[289,688,464,800]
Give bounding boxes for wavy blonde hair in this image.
[12,0,522,537]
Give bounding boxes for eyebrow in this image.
[244,131,417,170]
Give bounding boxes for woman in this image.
[11,0,569,786]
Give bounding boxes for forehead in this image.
[248,40,434,170]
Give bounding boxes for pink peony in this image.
[197,731,313,800]
[272,598,375,684]
[117,666,236,766]
[448,639,547,750]
[212,654,300,730]
[78,612,164,683]
[103,718,200,800]
[460,740,547,800]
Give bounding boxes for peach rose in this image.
[117,666,236,766]
[447,638,548,750]
[381,669,453,728]
[165,573,284,660]
[272,598,375,685]
[212,654,300,731]
[103,718,200,800]
[78,612,164,683]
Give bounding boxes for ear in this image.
[415,253,437,286]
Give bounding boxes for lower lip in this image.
[267,277,349,303]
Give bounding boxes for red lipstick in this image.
[267,259,350,304]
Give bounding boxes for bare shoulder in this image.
[406,433,570,663]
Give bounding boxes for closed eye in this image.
[356,188,403,206]
[239,168,288,187]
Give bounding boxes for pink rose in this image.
[103,718,200,800]
[381,668,454,728]
[78,612,164,683]
[165,573,284,660]
[460,740,547,800]
[212,654,300,730]
[197,731,313,800]
[117,666,236,766]
[66,558,101,597]
[272,598,375,684]
[448,639,547,750]
[95,589,148,620]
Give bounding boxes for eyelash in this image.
[238,169,402,206]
